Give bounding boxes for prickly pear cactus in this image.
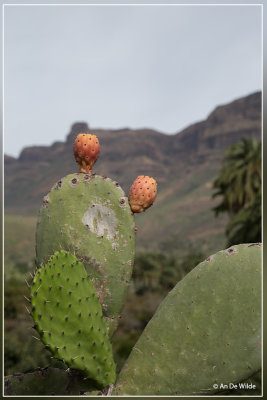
[36,173,135,335]
[30,251,116,388]
[115,244,262,395]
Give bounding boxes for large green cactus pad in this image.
[115,244,262,395]
[36,173,135,335]
[30,251,116,388]
[4,368,99,396]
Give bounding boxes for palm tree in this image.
[213,138,261,216]
[225,193,261,246]
[213,137,261,245]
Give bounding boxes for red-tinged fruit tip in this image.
[129,175,157,213]
[74,133,100,173]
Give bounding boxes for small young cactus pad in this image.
[115,244,262,395]
[74,133,100,173]
[129,175,157,213]
[36,173,135,336]
[30,251,116,388]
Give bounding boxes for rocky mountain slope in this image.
[5,91,261,255]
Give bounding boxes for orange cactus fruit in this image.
[73,133,100,173]
[129,175,157,213]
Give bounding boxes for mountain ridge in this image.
[4,91,261,255]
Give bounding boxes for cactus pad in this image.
[30,251,116,388]
[36,173,135,335]
[115,244,262,395]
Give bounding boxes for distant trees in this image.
[133,250,205,295]
[213,138,261,246]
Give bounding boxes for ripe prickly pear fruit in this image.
[129,175,157,213]
[74,133,100,173]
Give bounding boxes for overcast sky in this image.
[4,4,262,157]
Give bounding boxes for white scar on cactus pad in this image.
[82,202,118,240]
